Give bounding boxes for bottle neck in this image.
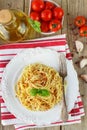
[0,9,18,29]
[0,9,13,25]
[5,12,16,26]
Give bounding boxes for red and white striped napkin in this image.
[0,34,85,130]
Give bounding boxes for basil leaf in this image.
[37,89,42,93]
[28,18,41,33]
[38,89,50,97]
[30,88,38,96]
[30,88,50,97]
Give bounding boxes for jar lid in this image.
[0,9,12,24]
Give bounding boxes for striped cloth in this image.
[0,34,85,130]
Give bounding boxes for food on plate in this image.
[74,16,86,27]
[79,26,87,37]
[49,19,62,32]
[15,63,63,111]
[29,0,64,33]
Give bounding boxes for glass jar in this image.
[0,9,34,43]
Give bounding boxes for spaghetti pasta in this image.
[15,63,63,111]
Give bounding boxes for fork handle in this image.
[61,79,68,122]
[61,97,68,122]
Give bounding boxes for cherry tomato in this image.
[41,21,49,32]
[41,9,52,21]
[53,7,64,19]
[49,19,62,32]
[79,26,87,37]
[31,0,45,12]
[30,12,40,21]
[75,16,86,27]
[45,1,55,10]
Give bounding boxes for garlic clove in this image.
[80,58,87,68]
[75,40,84,53]
[80,74,87,82]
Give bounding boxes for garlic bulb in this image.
[80,74,87,82]
[80,59,87,68]
[75,40,84,53]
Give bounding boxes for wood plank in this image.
[2,126,14,130]
[33,126,61,130]
[0,0,24,10]
[62,0,87,129]
[0,125,3,130]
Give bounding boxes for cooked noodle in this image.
[15,63,63,111]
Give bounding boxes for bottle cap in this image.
[0,9,12,24]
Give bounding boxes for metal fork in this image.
[59,54,68,122]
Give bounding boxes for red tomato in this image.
[45,1,55,10]
[79,26,87,37]
[31,0,45,12]
[41,9,52,21]
[41,21,49,32]
[53,7,64,19]
[30,12,40,21]
[49,19,62,32]
[74,16,86,27]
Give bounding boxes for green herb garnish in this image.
[30,88,38,96]
[30,88,50,97]
[38,89,50,97]
[28,18,41,33]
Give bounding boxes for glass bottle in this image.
[0,9,34,43]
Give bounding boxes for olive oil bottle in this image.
[0,9,34,43]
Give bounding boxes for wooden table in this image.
[0,0,87,130]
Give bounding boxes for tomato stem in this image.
[52,23,57,28]
[83,31,87,34]
[78,20,82,24]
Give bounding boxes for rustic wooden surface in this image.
[0,0,87,130]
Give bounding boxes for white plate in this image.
[1,48,79,125]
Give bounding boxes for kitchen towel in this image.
[0,34,85,130]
